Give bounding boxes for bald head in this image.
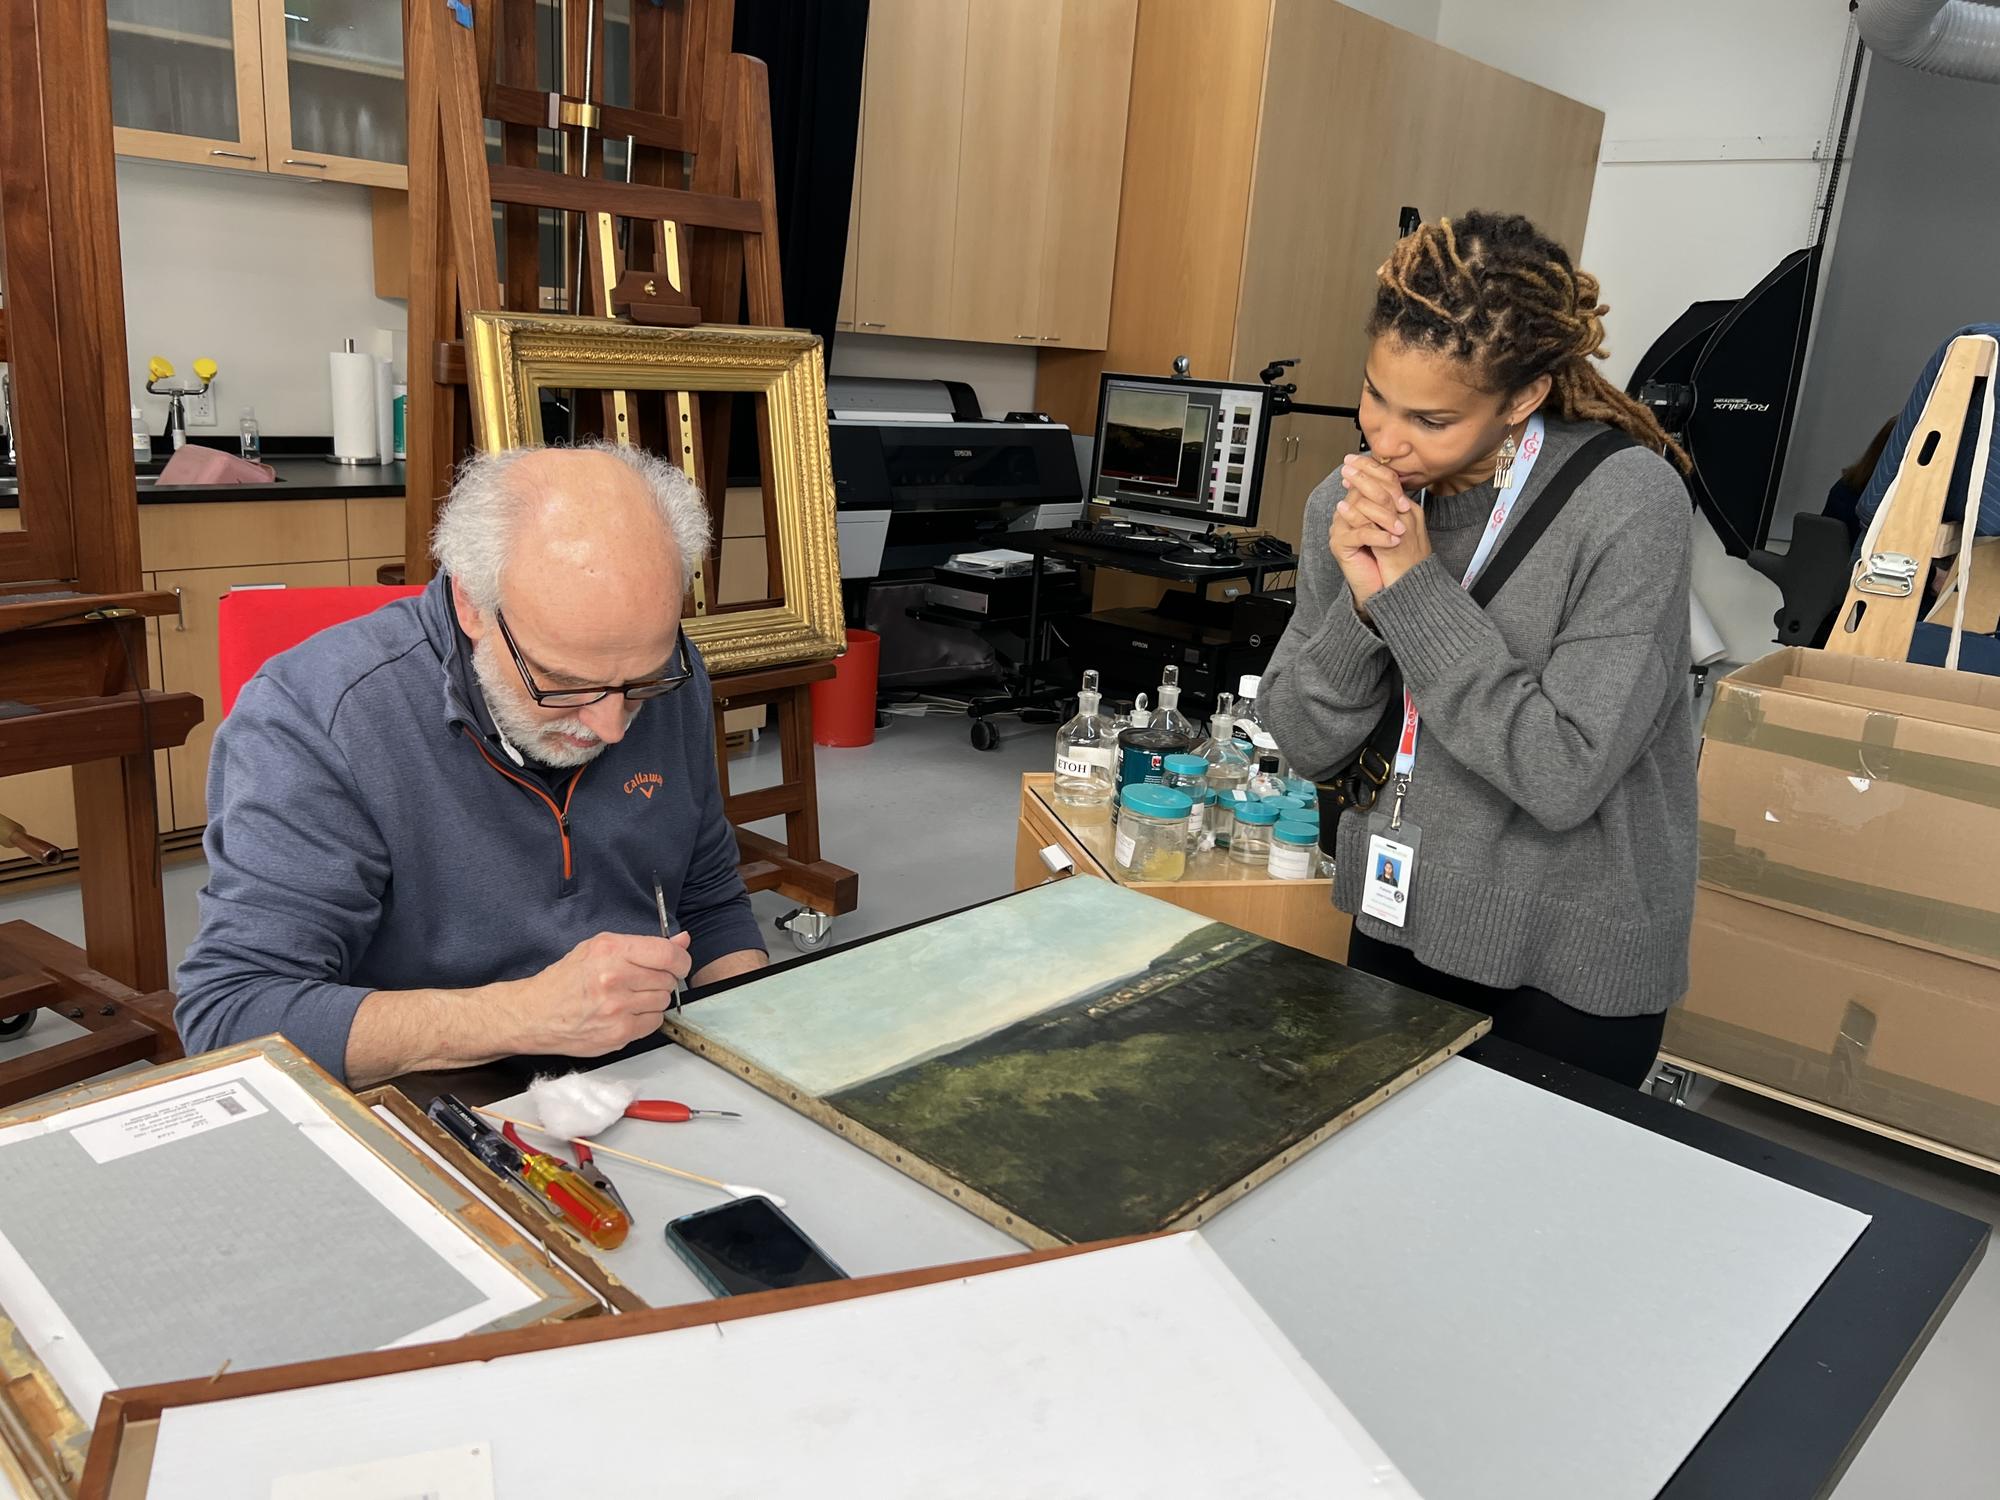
[500,447,681,605]
[434,440,711,612]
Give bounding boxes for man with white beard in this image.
[177,443,767,1085]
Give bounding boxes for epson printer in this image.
[828,376,1082,578]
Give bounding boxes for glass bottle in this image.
[1248,751,1289,802]
[1155,664,1198,743]
[1117,686,1194,795]
[1232,673,1290,779]
[1053,669,1115,815]
[1113,693,1151,798]
[238,406,262,461]
[1161,754,1210,847]
[1194,696,1251,849]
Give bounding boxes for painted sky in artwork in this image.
[676,880,1212,1094]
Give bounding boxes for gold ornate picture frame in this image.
[464,313,845,675]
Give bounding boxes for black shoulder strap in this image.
[1467,428,1637,607]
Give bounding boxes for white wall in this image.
[831,333,1040,422]
[1432,0,1857,663]
[116,159,407,439]
[1779,54,2000,535]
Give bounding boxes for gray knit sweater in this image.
[1259,417,1696,1016]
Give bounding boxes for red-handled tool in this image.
[625,1099,741,1123]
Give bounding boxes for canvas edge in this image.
[1161,1014,1494,1233]
[659,1023,1065,1250]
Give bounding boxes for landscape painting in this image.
[664,879,1486,1245]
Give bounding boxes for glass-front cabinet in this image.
[109,0,407,189]
[107,0,269,172]
[260,0,407,187]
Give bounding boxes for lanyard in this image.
[1388,413,1547,828]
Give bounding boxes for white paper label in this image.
[1268,843,1314,880]
[70,1080,268,1164]
[1187,804,1207,836]
[1114,830,1138,869]
[1055,753,1104,780]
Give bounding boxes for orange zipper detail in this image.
[464,734,587,880]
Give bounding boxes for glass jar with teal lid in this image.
[1259,793,1308,818]
[1268,818,1319,880]
[1161,754,1210,844]
[1115,783,1194,881]
[1229,799,1280,867]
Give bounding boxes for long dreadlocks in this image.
[1368,212,1691,473]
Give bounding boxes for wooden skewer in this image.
[476,1108,785,1206]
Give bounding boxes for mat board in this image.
[137,1235,1423,1499]
[663,879,1486,1245]
[0,1054,543,1420]
[1207,1057,1872,1500]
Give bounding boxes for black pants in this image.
[1346,930,1666,1089]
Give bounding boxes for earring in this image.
[1493,431,1520,488]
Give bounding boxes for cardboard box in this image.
[1670,648,2000,1164]
[1667,888,2000,1163]
[1696,648,2000,971]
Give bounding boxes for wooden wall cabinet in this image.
[110,0,406,189]
[1037,0,1604,547]
[839,0,1138,350]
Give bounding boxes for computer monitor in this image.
[1087,372,1272,532]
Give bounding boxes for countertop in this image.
[0,456,405,506]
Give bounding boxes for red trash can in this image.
[810,629,881,747]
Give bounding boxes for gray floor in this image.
[1,708,1994,1495]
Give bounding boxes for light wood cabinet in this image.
[840,0,1137,350]
[111,0,406,189]
[1015,774,1350,963]
[846,0,971,338]
[1038,0,1603,548]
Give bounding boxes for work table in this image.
[0,456,405,505]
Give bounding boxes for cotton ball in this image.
[528,1073,638,1140]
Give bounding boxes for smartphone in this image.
[665,1197,848,1298]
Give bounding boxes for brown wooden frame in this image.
[0,0,206,1019]
[0,1037,599,1494]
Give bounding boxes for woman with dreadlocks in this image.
[1259,211,1696,1088]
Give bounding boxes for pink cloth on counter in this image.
[156,447,276,485]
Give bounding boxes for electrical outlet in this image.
[186,390,216,427]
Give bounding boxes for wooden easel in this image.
[1828,334,1996,663]
[401,0,857,931]
[0,0,200,1099]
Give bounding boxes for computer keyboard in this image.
[1054,524,1192,557]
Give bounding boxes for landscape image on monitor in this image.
[1100,387,1191,487]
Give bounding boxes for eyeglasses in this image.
[495,609,693,707]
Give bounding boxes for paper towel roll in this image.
[1689,591,1729,667]
[373,357,395,468]
[329,349,379,461]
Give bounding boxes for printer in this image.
[827,376,1083,578]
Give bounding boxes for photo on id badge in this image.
[1361,817,1418,928]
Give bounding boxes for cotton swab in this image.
[477,1108,786,1208]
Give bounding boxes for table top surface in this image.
[0,456,404,506]
[1016,527,1300,580]
[483,896,1987,1500]
[1026,774,1330,892]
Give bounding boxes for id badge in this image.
[1360,812,1420,929]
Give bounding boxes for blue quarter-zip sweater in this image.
[175,574,764,1081]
